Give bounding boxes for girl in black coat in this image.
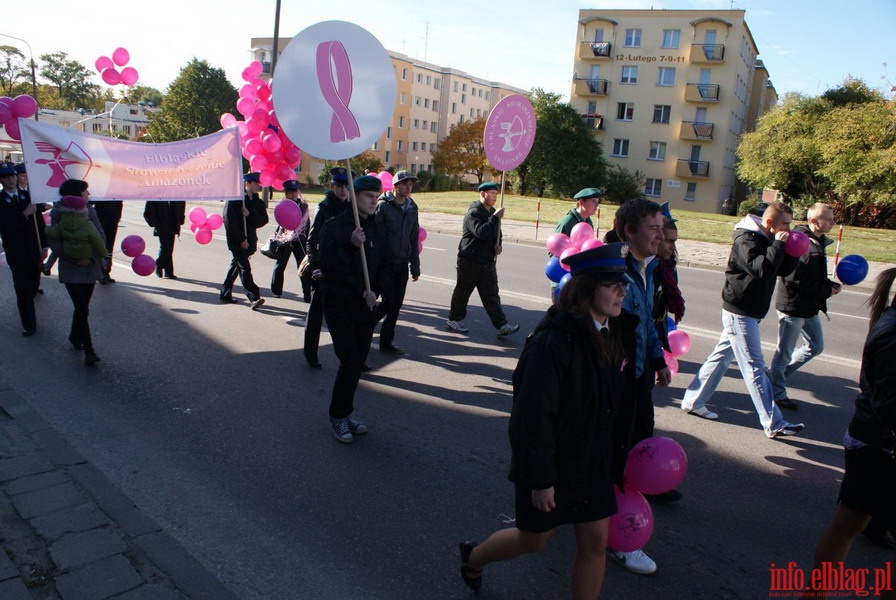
[460,242,637,599]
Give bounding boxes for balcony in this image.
[685,83,720,102]
[574,78,609,96]
[578,41,612,60]
[689,44,725,63]
[676,159,710,178]
[580,114,604,131]
[679,121,715,140]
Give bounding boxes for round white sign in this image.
[272,21,396,161]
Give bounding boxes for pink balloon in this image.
[4,119,20,141]
[12,95,37,118]
[120,67,139,87]
[256,84,271,101]
[262,132,281,153]
[663,350,679,377]
[251,108,270,128]
[189,222,199,233]
[545,232,572,256]
[236,97,255,118]
[283,146,302,167]
[417,241,424,254]
[0,102,11,124]
[112,47,130,67]
[418,227,427,242]
[120,234,146,258]
[274,163,294,182]
[624,436,688,496]
[259,168,274,187]
[245,138,264,157]
[194,228,213,245]
[131,254,156,277]
[569,221,594,250]
[220,113,237,129]
[785,230,810,257]
[580,238,605,251]
[205,213,223,230]
[559,247,577,271]
[272,179,285,191]
[188,206,207,226]
[378,171,394,192]
[241,61,263,82]
[249,154,269,172]
[101,68,121,86]
[274,199,301,230]
[95,56,114,73]
[239,84,257,100]
[667,330,691,357]
[608,486,654,552]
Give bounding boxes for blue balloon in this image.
[666,315,677,332]
[545,256,566,283]
[836,254,868,286]
[558,273,572,290]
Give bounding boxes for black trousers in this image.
[303,284,324,363]
[97,215,119,277]
[221,250,260,301]
[448,257,507,329]
[271,244,310,299]
[155,232,177,276]
[631,372,657,445]
[376,262,409,347]
[65,282,95,351]
[9,262,38,331]
[324,295,377,419]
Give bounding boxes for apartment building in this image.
[250,38,527,183]
[570,9,778,214]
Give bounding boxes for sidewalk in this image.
[0,387,238,600]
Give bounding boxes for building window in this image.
[459,115,465,124]
[415,96,421,106]
[470,108,475,117]
[413,119,419,129]
[400,92,406,104]
[410,164,416,173]
[657,67,676,86]
[451,102,457,114]
[662,29,680,49]
[621,66,638,84]
[462,83,467,92]
[611,139,630,157]
[401,68,407,80]
[429,143,436,152]
[398,116,405,128]
[432,100,439,111]
[461,94,466,104]
[412,141,418,151]
[416,73,422,83]
[385,150,391,163]
[453,81,459,92]
[616,102,634,121]
[652,105,671,123]
[645,178,662,197]
[397,141,403,152]
[471,87,476,96]
[685,182,697,200]
[485,91,490,101]
[430,122,437,133]
[372,141,379,150]
[424,98,430,108]
[386,127,392,139]
[426,75,431,85]
[648,141,666,160]
[624,28,641,47]
[434,78,441,90]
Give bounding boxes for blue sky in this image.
[6,0,894,102]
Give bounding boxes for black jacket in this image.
[0,189,43,267]
[318,210,381,302]
[306,190,349,269]
[457,200,501,264]
[143,201,186,237]
[224,194,268,253]
[721,215,796,319]
[849,307,896,449]
[508,309,637,499]
[775,225,838,319]
[374,194,420,277]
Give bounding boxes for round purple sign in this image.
[483,94,536,172]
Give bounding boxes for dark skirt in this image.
[839,445,896,529]
[514,477,616,533]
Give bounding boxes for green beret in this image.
[573,188,602,200]
[478,182,499,192]
[353,175,382,193]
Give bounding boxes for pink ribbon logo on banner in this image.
[316,40,360,143]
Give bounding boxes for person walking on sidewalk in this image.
[373,170,421,355]
[446,182,519,337]
[769,202,841,410]
[143,200,186,279]
[459,243,636,598]
[220,172,268,310]
[680,201,803,438]
[270,180,311,300]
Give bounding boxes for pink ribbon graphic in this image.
[316,40,360,143]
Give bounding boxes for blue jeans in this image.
[681,309,787,434]
[769,312,824,401]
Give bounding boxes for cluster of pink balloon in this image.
[95,48,139,87]
[121,234,155,276]
[219,61,301,191]
[544,223,604,296]
[662,329,691,377]
[0,94,38,141]
[608,436,688,551]
[187,207,223,245]
[417,226,427,255]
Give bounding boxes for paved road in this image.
[0,201,890,599]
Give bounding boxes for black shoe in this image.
[251,298,266,310]
[776,397,798,410]
[35,288,44,295]
[155,266,163,278]
[459,542,482,591]
[42,267,51,276]
[306,358,322,369]
[84,351,101,366]
[220,296,239,304]
[360,364,372,372]
[164,274,177,280]
[99,277,108,285]
[645,489,682,504]
[22,329,35,337]
[379,344,406,355]
[69,336,84,350]
[106,276,116,284]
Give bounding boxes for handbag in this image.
[260,237,287,259]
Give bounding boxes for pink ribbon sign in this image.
[316,40,360,143]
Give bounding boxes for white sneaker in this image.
[682,405,718,420]
[446,320,469,333]
[608,548,657,575]
[497,323,520,337]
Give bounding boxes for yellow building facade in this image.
[570,9,777,213]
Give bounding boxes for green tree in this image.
[0,45,31,96]
[514,88,606,198]
[603,165,646,204]
[316,151,385,185]
[145,59,237,141]
[38,51,99,110]
[120,85,163,107]
[431,117,491,184]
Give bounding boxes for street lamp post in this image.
[0,32,39,121]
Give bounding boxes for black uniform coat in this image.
[224,194,268,254]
